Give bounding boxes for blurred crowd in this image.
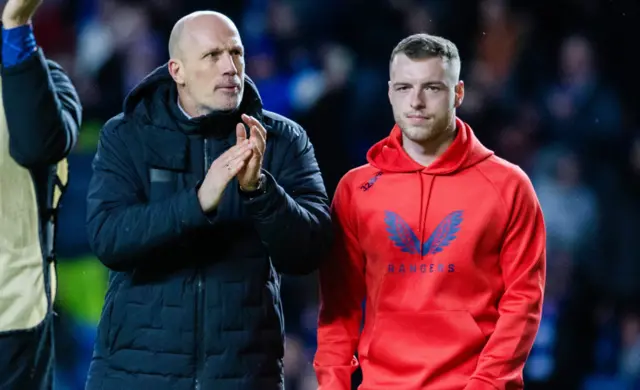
[32,0,639,389]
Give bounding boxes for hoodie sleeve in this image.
[86,117,213,271]
[465,170,546,390]
[313,176,366,390]
[2,49,82,167]
[241,127,332,275]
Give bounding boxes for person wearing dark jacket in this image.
[84,11,332,390]
[0,0,82,389]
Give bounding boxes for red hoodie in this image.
[314,118,546,390]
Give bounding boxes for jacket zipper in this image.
[195,138,209,390]
[195,273,203,390]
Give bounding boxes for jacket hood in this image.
[122,63,263,127]
[367,117,494,174]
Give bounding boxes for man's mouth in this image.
[406,113,429,119]
[217,83,241,92]
[406,114,430,123]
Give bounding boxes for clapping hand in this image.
[235,114,267,192]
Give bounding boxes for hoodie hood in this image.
[122,63,263,131]
[367,117,494,175]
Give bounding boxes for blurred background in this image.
[29,0,640,389]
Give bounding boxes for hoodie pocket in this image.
[367,311,486,381]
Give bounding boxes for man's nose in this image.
[410,90,425,109]
[220,53,238,75]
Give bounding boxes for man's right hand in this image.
[197,140,252,213]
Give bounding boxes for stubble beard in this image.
[214,87,244,112]
[398,115,450,144]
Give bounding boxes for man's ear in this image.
[454,80,465,108]
[168,59,184,85]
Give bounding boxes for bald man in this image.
[84,11,332,390]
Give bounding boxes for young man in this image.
[314,33,546,390]
[85,11,331,390]
[0,0,82,388]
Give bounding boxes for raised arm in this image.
[2,22,81,167]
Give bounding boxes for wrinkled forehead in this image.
[183,18,243,57]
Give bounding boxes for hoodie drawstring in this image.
[418,173,436,256]
[418,173,424,243]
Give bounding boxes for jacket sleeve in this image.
[465,171,546,390]
[313,177,366,390]
[241,127,332,275]
[2,49,82,167]
[86,118,213,272]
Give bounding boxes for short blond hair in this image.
[390,33,461,80]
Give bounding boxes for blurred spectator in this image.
[294,43,355,195]
[461,0,532,117]
[540,34,622,161]
[246,40,294,115]
[534,147,598,299]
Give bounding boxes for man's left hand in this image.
[236,114,267,192]
[2,0,43,28]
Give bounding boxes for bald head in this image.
[167,10,246,115]
[168,11,239,60]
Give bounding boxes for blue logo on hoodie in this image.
[384,210,463,274]
[384,210,463,256]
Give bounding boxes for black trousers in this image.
[0,314,55,390]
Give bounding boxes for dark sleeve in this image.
[2,49,82,167]
[242,127,333,275]
[86,118,213,271]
